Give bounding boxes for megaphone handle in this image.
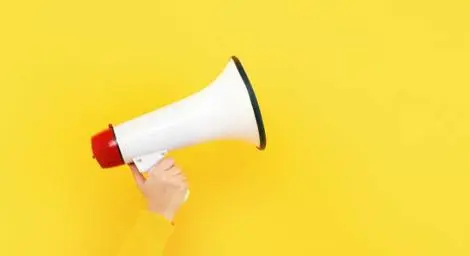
[132,150,168,173]
[132,151,190,202]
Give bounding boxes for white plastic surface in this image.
[113,57,261,164]
[132,150,168,173]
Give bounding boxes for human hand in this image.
[129,158,189,222]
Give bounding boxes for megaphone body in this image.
[91,56,266,173]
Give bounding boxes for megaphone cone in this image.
[91,56,266,173]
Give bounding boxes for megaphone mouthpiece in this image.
[91,124,125,168]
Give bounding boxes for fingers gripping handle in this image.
[132,151,190,202]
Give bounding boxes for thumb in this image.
[129,164,146,187]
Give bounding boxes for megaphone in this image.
[91,56,266,173]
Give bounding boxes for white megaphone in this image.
[91,56,266,175]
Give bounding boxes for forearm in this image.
[116,210,174,256]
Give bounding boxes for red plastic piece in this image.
[91,125,124,168]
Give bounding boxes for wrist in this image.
[148,203,175,222]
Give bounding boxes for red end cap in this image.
[91,125,125,168]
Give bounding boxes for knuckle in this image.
[163,158,175,166]
[155,158,174,169]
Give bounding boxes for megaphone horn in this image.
[91,56,267,173]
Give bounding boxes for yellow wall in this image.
[1,0,470,255]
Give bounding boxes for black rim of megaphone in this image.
[231,56,267,150]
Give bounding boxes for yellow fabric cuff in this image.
[116,210,174,256]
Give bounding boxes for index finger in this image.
[150,158,175,175]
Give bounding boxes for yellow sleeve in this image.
[116,210,174,256]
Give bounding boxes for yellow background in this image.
[1,0,470,255]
